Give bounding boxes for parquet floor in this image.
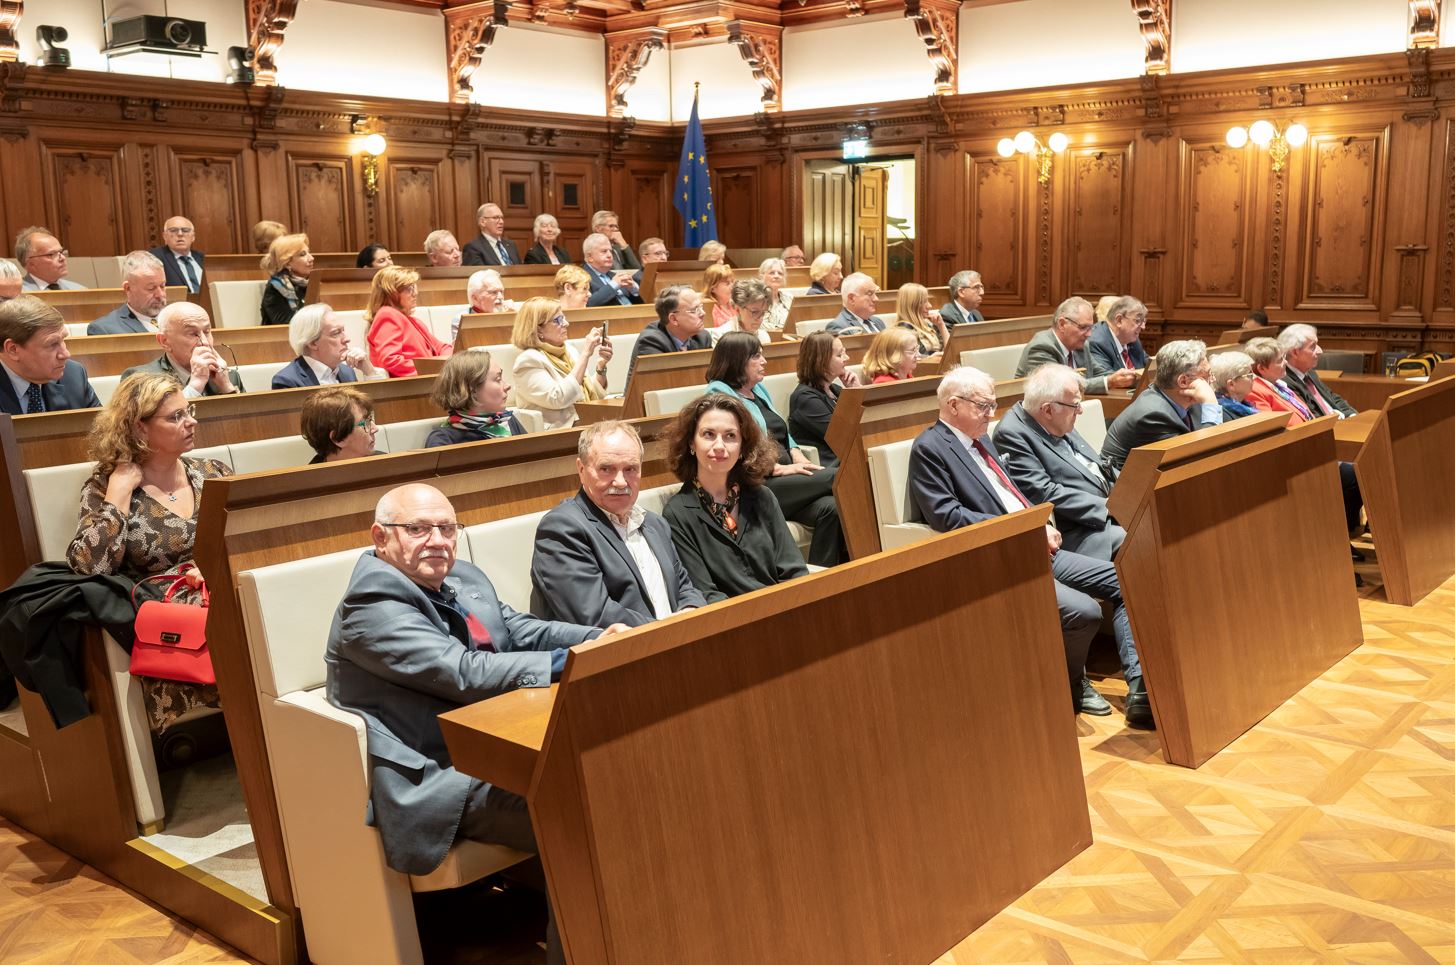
[4,567,1453,964]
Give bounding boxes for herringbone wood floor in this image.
[5,566,1453,963]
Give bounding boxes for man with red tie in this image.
[908,366,1152,726]
[1087,295,1150,378]
[1278,323,1356,419]
[1015,295,1136,393]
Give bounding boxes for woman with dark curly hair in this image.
[661,393,809,602]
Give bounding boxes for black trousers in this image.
[764,465,845,566]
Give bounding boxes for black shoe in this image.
[1076,677,1113,716]
[1351,546,1366,562]
[1124,675,1155,730]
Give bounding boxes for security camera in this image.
[36,25,71,68]
[226,45,255,85]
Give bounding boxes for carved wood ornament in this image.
[726,21,783,113]
[1411,0,1441,48]
[246,0,300,86]
[904,0,957,96]
[1131,0,1170,75]
[446,1,510,105]
[605,28,664,119]
[0,0,21,64]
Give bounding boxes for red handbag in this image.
[130,565,215,685]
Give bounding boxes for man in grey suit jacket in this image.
[939,269,986,326]
[120,302,243,397]
[1085,296,1149,378]
[532,422,706,627]
[1101,340,1222,471]
[327,484,628,963]
[88,251,169,335]
[1278,323,1357,419]
[16,227,85,291]
[825,272,886,334]
[1016,296,1137,395]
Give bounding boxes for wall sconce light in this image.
[36,25,72,68]
[360,132,387,197]
[1226,119,1307,174]
[996,130,1069,185]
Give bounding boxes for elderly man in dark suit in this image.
[581,232,643,307]
[0,295,100,414]
[1016,296,1137,394]
[16,226,85,291]
[327,483,628,965]
[825,272,886,334]
[462,203,521,267]
[1100,339,1222,471]
[939,269,986,326]
[531,421,705,627]
[272,303,383,389]
[121,301,243,397]
[88,250,169,335]
[625,285,711,382]
[1086,295,1149,378]
[1278,323,1356,419]
[148,216,206,294]
[909,365,1151,727]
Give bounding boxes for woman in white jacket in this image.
[510,296,611,429]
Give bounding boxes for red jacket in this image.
[368,306,452,377]
[1245,377,1307,427]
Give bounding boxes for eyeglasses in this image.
[164,227,195,235]
[952,396,996,414]
[153,404,198,425]
[380,521,459,539]
[545,315,569,328]
[678,306,706,317]
[354,417,377,430]
[29,248,67,261]
[1048,399,1084,412]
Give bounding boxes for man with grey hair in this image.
[88,251,169,334]
[0,260,22,301]
[581,232,642,307]
[940,270,986,326]
[531,420,705,628]
[591,210,641,271]
[424,229,462,267]
[1016,296,1135,393]
[826,272,886,334]
[327,483,628,965]
[908,366,1151,725]
[1278,323,1355,419]
[121,302,243,396]
[1086,295,1149,377]
[16,227,85,291]
[465,269,518,315]
[1100,339,1221,471]
[150,215,205,293]
[273,303,382,388]
[463,202,520,267]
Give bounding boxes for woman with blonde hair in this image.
[260,233,314,326]
[426,350,526,447]
[366,265,453,377]
[251,219,287,255]
[701,263,737,329]
[697,240,727,264]
[862,328,920,383]
[510,296,609,429]
[67,372,231,732]
[554,264,592,310]
[806,253,843,295]
[895,283,948,356]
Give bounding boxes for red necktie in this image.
[1121,346,1134,368]
[973,440,1031,508]
[1307,381,1334,416]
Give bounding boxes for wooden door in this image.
[544,159,596,261]
[856,166,888,287]
[803,159,853,266]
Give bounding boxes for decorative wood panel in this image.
[1177,142,1252,306]
[484,155,542,241]
[286,155,354,253]
[1065,146,1129,297]
[545,158,597,255]
[714,166,759,249]
[167,150,247,254]
[1298,132,1385,307]
[386,159,443,255]
[623,162,673,250]
[40,144,127,256]
[970,156,1023,299]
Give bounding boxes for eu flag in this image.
[674,91,718,248]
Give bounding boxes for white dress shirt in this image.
[609,504,673,620]
[943,420,1024,515]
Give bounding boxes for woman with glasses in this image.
[711,279,772,346]
[895,283,949,356]
[757,258,793,332]
[366,265,453,377]
[511,296,609,429]
[1210,350,1259,420]
[705,332,845,567]
[862,328,921,383]
[66,372,231,733]
[300,385,381,463]
[426,350,526,447]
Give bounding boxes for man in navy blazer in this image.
[626,286,712,383]
[327,484,628,963]
[1100,340,1222,471]
[939,269,986,326]
[908,366,1151,726]
[0,295,100,414]
[461,203,521,267]
[271,303,383,389]
[581,232,643,307]
[825,273,886,334]
[147,216,205,294]
[1086,296,1149,378]
[88,251,169,335]
[531,422,706,627]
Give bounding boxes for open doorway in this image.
[802,156,916,289]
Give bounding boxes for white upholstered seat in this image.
[867,438,934,551]
[234,360,288,394]
[960,343,1027,381]
[1075,398,1106,453]
[208,280,266,329]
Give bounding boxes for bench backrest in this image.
[961,343,1027,382]
[210,279,267,328]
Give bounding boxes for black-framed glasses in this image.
[380,522,459,539]
[152,404,198,424]
[1048,400,1084,412]
[30,248,67,261]
[952,396,996,414]
[164,226,195,235]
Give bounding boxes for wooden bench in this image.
[36,286,191,324]
[64,324,298,378]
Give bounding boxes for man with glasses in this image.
[627,285,712,382]
[16,226,85,291]
[1087,295,1149,378]
[122,301,243,397]
[149,216,205,293]
[1016,295,1135,393]
[462,203,520,267]
[827,272,886,334]
[909,366,1152,727]
[327,483,628,965]
[88,250,169,335]
[940,269,986,326]
[0,295,101,414]
[591,210,641,272]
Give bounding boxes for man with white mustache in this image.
[326,483,629,964]
[531,421,705,627]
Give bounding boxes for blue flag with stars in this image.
[674,91,717,248]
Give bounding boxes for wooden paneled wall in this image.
[6,51,1455,352]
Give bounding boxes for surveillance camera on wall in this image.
[226,45,256,85]
[36,25,71,68]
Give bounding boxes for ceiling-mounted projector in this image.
[105,15,214,58]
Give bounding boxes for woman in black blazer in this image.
[523,213,571,265]
[661,394,809,602]
[788,330,861,468]
[424,349,527,448]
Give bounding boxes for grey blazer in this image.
[991,402,1118,542]
[530,489,705,628]
[1015,328,1109,395]
[825,307,885,334]
[120,353,244,395]
[87,304,153,335]
[1100,386,1219,471]
[325,552,600,875]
